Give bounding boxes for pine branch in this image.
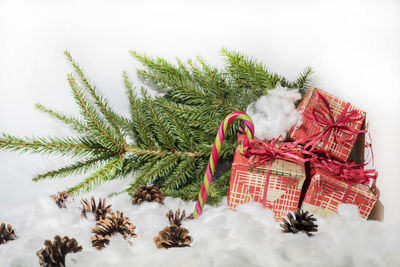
[33,153,112,181]
[294,66,313,95]
[123,72,154,149]
[141,88,174,151]
[222,48,280,94]
[68,74,126,152]
[163,169,230,205]
[67,154,125,195]
[132,51,234,112]
[35,103,91,134]
[162,156,197,190]
[126,144,203,158]
[64,51,126,145]
[0,49,312,204]
[159,100,196,152]
[0,133,108,157]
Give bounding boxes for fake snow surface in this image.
[0,190,399,267]
[246,86,302,140]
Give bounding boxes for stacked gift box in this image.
[227,87,378,221]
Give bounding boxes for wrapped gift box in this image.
[289,87,366,162]
[301,163,377,219]
[227,135,306,221]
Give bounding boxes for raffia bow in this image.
[303,91,365,151]
[242,137,307,166]
[313,153,377,184]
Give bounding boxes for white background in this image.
[0,0,399,223]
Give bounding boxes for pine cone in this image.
[81,196,112,221]
[132,185,165,205]
[154,225,193,249]
[166,209,193,226]
[36,235,82,267]
[280,209,318,236]
[0,223,17,244]
[50,191,72,208]
[91,211,137,249]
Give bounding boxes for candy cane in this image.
[193,112,254,217]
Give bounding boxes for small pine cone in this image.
[91,234,111,250]
[91,211,137,250]
[0,223,17,244]
[81,196,112,221]
[166,209,193,227]
[280,209,318,236]
[132,185,165,205]
[154,225,193,249]
[50,191,72,208]
[36,235,82,267]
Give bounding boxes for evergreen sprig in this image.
[0,49,312,204]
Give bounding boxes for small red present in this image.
[289,88,366,162]
[301,160,377,219]
[227,135,307,221]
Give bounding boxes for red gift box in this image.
[301,162,377,219]
[289,88,366,162]
[227,135,306,221]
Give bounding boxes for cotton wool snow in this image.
[246,85,302,140]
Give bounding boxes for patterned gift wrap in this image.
[301,163,377,219]
[227,136,306,221]
[289,88,366,162]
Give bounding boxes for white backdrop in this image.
[0,0,399,223]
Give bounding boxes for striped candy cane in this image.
[193,112,254,217]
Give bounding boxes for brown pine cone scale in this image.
[132,185,165,205]
[0,223,17,244]
[36,235,82,267]
[154,225,193,249]
[166,209,193,227]
[50,191,72,208]
[81,196,112,221]
[91,211,137,250]
[280,209,318,236]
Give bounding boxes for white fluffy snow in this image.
[0,183,399,267]
[246,86,302,140]
[0,1,399,265]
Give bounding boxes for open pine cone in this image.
[280,209,318,236]
[154,225,193,249]
[0,223,17,244]
[81,196,112,221]
[132,185,165,205]
[91,211,137,249]
[166,209,193,227]
[36,235,82,267]
[50,191,72,208]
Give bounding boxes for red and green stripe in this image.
[194,112,254,217]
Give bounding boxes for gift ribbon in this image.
[312,153,377,185]
[242,137,309,207]
[243,137,307,166]
[303,90,365,152]
[193,112,254,218]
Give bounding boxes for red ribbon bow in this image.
[243,137,307,166]
[304,91,365,151]
[313,153,377,184]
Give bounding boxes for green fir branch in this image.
[68,74,125,152]
[0,49,312,204]
[64,51,126,144]
[0,133,108,157]
[33,153,112,181]
[162,156,197,190]
[294,66,313,95]
[35,103,91,134]
[123,72,154,149]
[67,154,125,195]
